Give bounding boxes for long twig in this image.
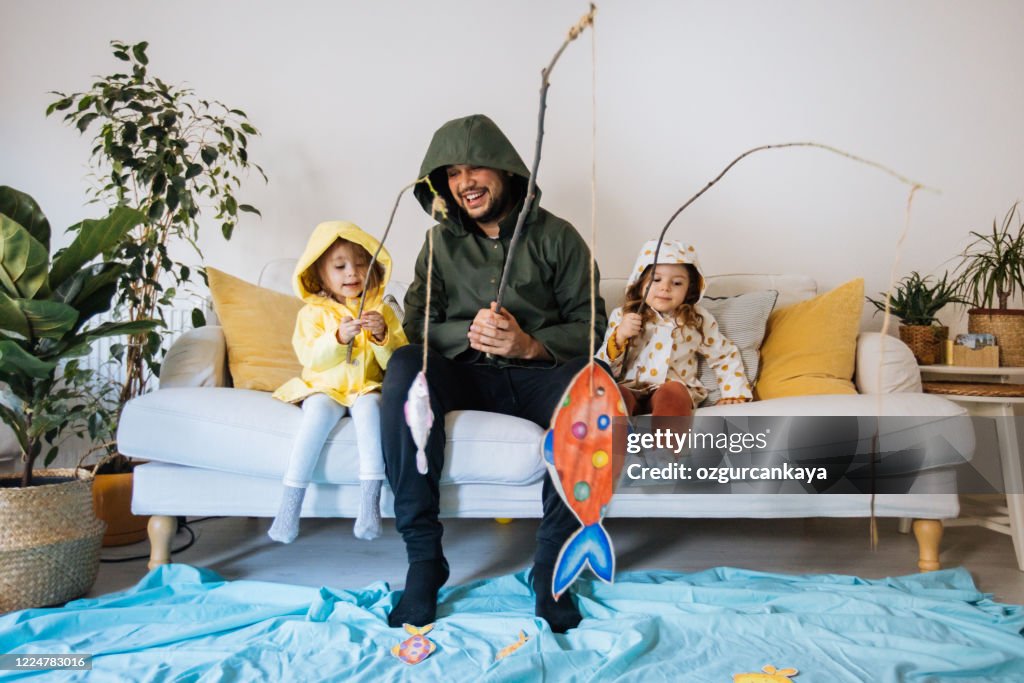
[346,176,446,362]
[494,3,597,312]
[345,178,419,362]
[639,142,939,309]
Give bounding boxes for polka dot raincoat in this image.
[596,239,752,404]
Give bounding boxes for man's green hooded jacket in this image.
[405,114,606,366]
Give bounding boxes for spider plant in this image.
[953,202,1024,310]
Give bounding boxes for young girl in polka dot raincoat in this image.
[596,239,751,416]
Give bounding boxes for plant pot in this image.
[0,468,106,613]
[899,325,948,365]
[92,471,149,547]
[968,308,1024,366]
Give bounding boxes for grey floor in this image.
[91,514,1024,605]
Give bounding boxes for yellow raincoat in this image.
[272,221,407,407]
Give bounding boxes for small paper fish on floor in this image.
[494,631,529,661]
[733,665,799,682]
[392,623,436,665]
[543,361,627,598]
[404,371,433,474]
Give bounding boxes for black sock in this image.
[388,557,450,628]
[531,563,582,633]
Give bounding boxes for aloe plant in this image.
[953,202,1024,310]
[866,271,964,326]
[0,186,158,487]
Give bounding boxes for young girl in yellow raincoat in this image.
[270,221,407,542]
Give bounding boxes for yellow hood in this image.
[293,221,391,307]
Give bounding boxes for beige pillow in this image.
[755,278,864,400]
[207,267,303,391]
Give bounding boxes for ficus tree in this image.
[47,40,265,418]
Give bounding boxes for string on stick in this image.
[639,142,938,313]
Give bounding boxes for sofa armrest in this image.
[855,332,922,394]
[159,326,229,388]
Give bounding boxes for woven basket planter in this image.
[0,468,106,613]
[899,325,948,365]
[968,309,1024,366]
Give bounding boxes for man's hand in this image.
[337,316,363,344]
[614,312,643,347]
[468,303,551,360]
[360,311,387,342]
[717,397,750,405]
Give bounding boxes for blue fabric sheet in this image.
[1,564,1023,682]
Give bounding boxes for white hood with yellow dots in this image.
[626,238,706,302]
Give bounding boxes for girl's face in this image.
[317,241,369,302]
[644,263,691,314]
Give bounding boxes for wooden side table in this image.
[919,365,1024,571]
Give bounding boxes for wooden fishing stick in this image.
[346,175,444,362]
[638,142,939,312]
[493,3,597,313]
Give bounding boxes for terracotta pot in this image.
[899,325,948,365]
[92,471,149,546]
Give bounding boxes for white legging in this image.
[282,392,385,489]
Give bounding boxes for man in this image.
[381,114,606,633]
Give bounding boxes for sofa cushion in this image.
[697,290,778,405]
[207,267,303,391]
[756,278,864,399]
[855,332,922,394]
[117,387,547,486]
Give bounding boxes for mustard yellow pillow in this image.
[207,267,303,391]
[755,278,864,400]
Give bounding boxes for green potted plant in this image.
[46,40,264,541]
[0,186,158,612]
[952,202,1024,366]
[866,271,963,365]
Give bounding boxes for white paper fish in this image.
[404,371,434,475]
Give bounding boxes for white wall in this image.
[2,0,1023,333]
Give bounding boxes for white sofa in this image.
[121,263,974,572]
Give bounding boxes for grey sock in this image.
[353,479,382,540]
[268,485,306,543]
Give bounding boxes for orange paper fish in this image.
[542,361,627,598]
[391,623,436,665]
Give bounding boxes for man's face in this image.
[446,164,511,226]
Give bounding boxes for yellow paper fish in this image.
[495,631,529,661]
[734,665,799,682]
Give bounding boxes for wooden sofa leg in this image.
[913,519,943,572]
[147,515,176,571]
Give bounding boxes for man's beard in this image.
[470,189,512,226]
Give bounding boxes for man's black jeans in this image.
[381,344,587,567]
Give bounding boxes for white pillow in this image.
[697,290,779,405]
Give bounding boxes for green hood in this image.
[414,114,537,234]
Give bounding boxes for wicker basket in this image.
[968,309,1024,366]
[899,325,948,365]
[0,468,106,613]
